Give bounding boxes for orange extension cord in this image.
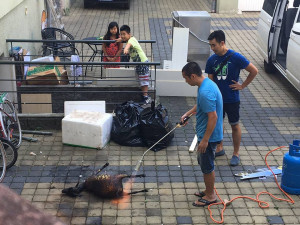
[208,146,295,224]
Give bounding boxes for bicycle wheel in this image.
[0,138,18,169]
[1,100,22,149]
[0,141,6,182]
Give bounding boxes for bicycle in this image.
[0,93,22,149]
[0,93,20,175]
[0,137,18,182]
[0,140,7,182]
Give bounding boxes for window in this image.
[263,0,278,16]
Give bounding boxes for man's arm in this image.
[230,63,258,90]
[198,111,218,153]
[181,105,196,125]
[102,44,107,57]
[208,74,214,81]
[115,42,124,57]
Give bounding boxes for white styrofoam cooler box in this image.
[64,101,105,116]
[62,111,113,149]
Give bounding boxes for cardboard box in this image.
[26,65,60,85]
[31,56,54,63]
[21,94,52,113]
[25,56,68,85]
[58,69,68,85]
[55,56,69,85]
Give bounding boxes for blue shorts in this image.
[197,142,219,174]
[223,101,240,125]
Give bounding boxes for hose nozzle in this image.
[134,160,143,172]
[179,113,194,126]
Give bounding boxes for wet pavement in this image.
[2,0,300,224]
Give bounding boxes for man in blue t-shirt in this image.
[181,62,223,207]
[205,30,258,166]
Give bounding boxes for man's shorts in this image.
[197,142,219,174]
[135,61,150,86]
[223,101,240,125]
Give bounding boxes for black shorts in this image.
[223,101,240,125]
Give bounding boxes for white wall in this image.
[0,0,46,56]
[0,57,17,104]
[238,0,264,13]
[0,0,23,19]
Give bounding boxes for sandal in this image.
[215,149,225,157]
[194,191,205,198]
[192,198,217,207]
[230,155,240,166]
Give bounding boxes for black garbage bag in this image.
[140,103,174,152]
[111,101,145,147]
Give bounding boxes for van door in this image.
[268,0,288,62]
[257,0,279,62]
[276,0,299,69]
[286,8,300,91]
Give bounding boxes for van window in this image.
[263,0,278,16]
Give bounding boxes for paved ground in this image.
[2,0,300,224]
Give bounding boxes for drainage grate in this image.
[176,216,193,224]
[267,216,284,224]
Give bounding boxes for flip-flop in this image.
[194,191,205,198]
[192,198,217,207]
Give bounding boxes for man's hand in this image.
[197,139,208,153]
[229,80,243,90]
[180,107,196,126]
[231,63,258,90]
[180,113,190,126]
[115,37,123,43]
[180,113,195,126]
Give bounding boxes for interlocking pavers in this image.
[2,0,300,224]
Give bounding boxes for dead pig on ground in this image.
[62,163,148,199]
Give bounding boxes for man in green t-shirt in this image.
[120,25,151,104]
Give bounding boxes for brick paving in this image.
[2,0,300,224]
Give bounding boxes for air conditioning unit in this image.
[172,11,211,69]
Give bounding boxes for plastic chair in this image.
[41,27,79,57]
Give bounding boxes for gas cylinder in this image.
[281,140,300,194]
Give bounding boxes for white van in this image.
[257,0,300,92]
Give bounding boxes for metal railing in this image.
[2,39,159,113]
